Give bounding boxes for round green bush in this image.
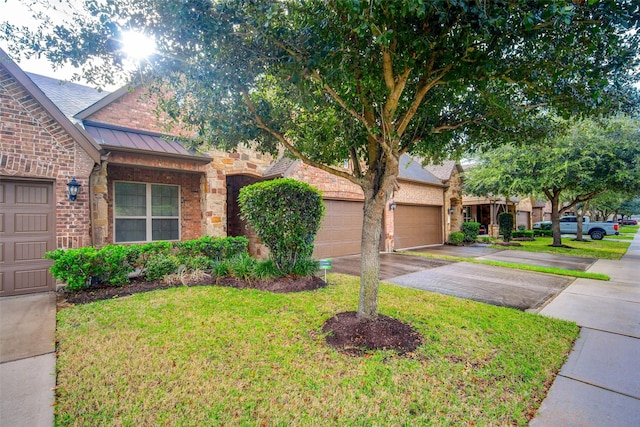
[449,232,464,245]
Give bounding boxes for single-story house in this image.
[1,48,460,296]
[462,195,534,235]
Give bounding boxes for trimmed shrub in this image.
[533,229,553,237]
[449,232,464,245]
[512,230,534,239]
[174,236,248,261]
[97,245,135,286]
[461,222,480,243]
[45,236,252,290]
[144,253,181,282]
[45,247,100,291]
[499,213,514,242]
[239,178,325,274]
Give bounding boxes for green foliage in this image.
[461,222,481,243]
[533,229,554,237]
[290,258,319,277]
[144,253,181,282]
[225,254,259,281]
[465,115,640,246]
[174,236,248,261]
[499,213,514,242]
[512,230,534,239]
[96,245,134,287]
[449,232,464,245]
[45,247,100,291]
[239,179,324,274]
[46,236,249,291]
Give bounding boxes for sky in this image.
[0,0,151,90]
[1,0,87,82]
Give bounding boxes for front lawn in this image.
[491,236,630,260]
[56,275,578,426]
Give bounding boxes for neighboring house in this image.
[462,195,534,235]
[532,199,553,223]
[264,154,450,258]
[425,161,464,239]
[1,49,458,296]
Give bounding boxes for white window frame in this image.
[113,181,181,243]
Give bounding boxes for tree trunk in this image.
[576,206,584,242]
[549,191,563,247]
[357,155,398,320]
[358,189,387,319]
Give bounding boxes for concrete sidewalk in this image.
[531,234,640,426]
[0,292,56,427]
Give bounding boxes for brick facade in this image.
[84,87,273,249]
[1,67,96,249]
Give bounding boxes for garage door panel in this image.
[394,205,442,249]
[0,180,55,297]
[15,241,49,261]
[15,213,50,233]
[15,184,50,204]
[313,200,363,259]
[15,270,50,291]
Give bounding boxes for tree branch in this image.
[396,63,453,137]
[239,87,361,185]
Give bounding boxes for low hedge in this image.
[533,230,553,237]
[512,230,534,239]
[45,236,248,291]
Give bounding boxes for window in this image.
[114,182,180,243]
[463,206,472,222]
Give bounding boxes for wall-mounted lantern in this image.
[67,177,81,201]
[388,201,397,211]
[448,207,455,215]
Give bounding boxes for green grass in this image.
[605,234,634,240]
[398,251,609,281]
[619,224,639,233]
[492,236,630,260]
[55,276,578,426]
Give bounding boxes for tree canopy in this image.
[3,0,639,318]
[464,115,640,245]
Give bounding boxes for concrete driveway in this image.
[332,246,577,310]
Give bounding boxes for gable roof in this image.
[398,154,444,186]
[262,156,299,179]
[425,160,462,181]
[0,48,102,164]
[263,154,444,186]
[74,84,135,120]
[25,72,109,121]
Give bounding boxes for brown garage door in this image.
[0,180,56,297]
[394,204,442,249]
[313,200,363,259]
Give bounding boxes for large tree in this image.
[3,0,639,319]
[465,115,640,246]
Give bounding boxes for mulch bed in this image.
[58,275,326,305]
[322,311,423,355]
[58,275,423,355]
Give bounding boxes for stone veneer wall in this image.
[1,67,96,249]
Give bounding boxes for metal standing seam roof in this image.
[83,122,209,159]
